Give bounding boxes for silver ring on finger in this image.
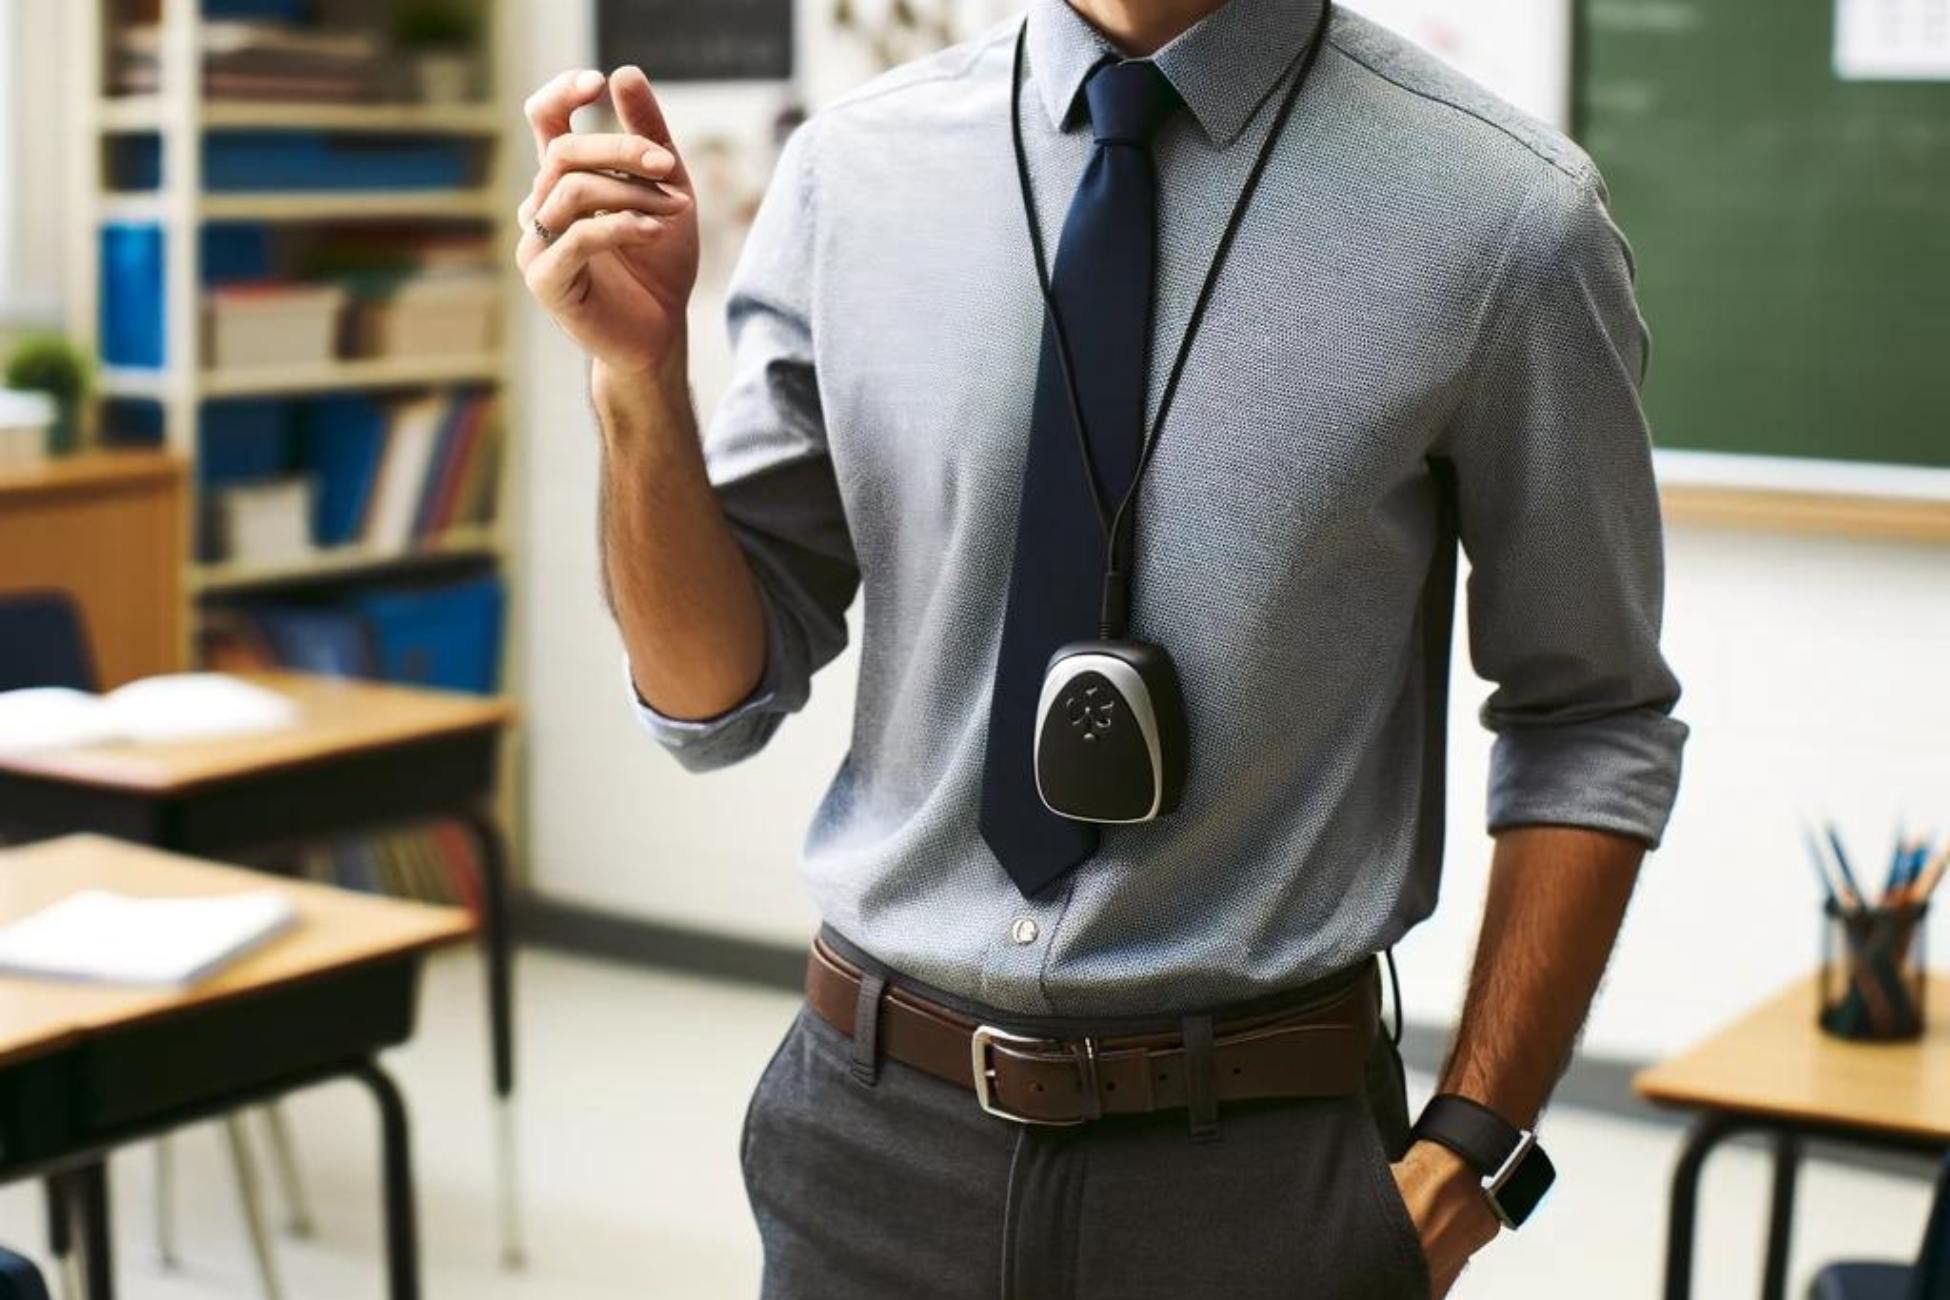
[533,218,555,244]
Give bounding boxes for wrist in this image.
[1412,1093,1557,1229]
[592,344,696,458]
[1404,1138,1479,1200]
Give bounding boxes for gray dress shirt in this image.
[631,0,1688,1018]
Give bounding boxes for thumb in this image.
[609,65,690,186]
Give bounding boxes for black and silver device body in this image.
[1034,640,1187,823]
[1006,3,1332,828]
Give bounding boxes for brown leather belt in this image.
[804,936,1379,1125]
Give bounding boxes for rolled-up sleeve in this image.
[629,120,859,773]
[1443,165,1688,848]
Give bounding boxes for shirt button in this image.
[1010,917,1040,945]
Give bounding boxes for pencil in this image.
[1825,823,1866,911]
[1804,826,1844,909]
[1904,841,1948,907]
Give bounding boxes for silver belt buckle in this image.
[970,1024,1088,1126]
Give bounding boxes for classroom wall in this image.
[517,0,1948,1063]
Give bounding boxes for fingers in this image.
[608,65,689,183]
[525,131,682,230]
[537,173,688,236]
[522,210,674,303]
[516,173,690,270]
[523,68,606,161]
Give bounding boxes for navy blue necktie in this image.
[980,59,1183,896]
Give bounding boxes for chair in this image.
[0,591,95,693]
[0,589,295,1299]
[1810,1152,1950,1299]
[0,1244,50,1300]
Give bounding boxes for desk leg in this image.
[1761,1133,1801,1300]
[1665,1111,1742,1300]
[44,1177,68,1259]
[57,1163,113,1300]
[350,1061,418,1300]
[462,805,523,1269]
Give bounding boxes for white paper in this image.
[1836,0,1950,80]
[101,673,300,744]
[0,674,299,756]
[0,889,297,986]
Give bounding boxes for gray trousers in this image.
[740,986,1430,1298]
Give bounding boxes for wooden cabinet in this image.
[0,452,186,687]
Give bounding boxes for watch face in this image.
[1492,1146,1557,1228]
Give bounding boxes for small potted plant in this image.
[4,332,90,456]
[393,0,482,103]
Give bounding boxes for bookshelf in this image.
[66,0,527,1266]
[99,187,504,223]
[190,520,502,594]
[101,351,505,399]
[65,0,522,709]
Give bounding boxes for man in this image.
[516,0,1686,1293]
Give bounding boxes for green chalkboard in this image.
[1573,0,1950,469]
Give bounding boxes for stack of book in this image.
[113,22,386,101]
[299,390,500,553]
[298,821,486,922]
[199,572,506,696]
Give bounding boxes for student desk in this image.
[0,834,471,1299]
[0,671,522,1260]
[1636,973,1950,1300]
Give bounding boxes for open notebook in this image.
[0,674,299,756]
[0,889,298,986]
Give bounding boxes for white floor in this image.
[5,949,1936,1298]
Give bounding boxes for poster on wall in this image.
[1835,0,1950,79]
[598,0,794,82]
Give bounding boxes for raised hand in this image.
[516,66,701,379]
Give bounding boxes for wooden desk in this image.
[1636,974,1950,1300]
[0,834,470,1299]
[0,671,523,1261]
[0,452,185,688]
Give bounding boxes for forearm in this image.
[593,349,768,721]
[1438,824,1645,1125]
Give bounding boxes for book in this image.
[297,395,389,548]
[411,394,470,540]
[213,477,314,565]
[249,606,373,677]
[0,674,300,757]
[0,888,297,986]
[452,413,501,526]
[427,396,488,535]
[363,394,446,552]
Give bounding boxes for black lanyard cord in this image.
[1008,2,1334,638]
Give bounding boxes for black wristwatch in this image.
[1410,1094,1556,1229]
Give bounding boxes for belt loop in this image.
[851,972,887,1087]
[1182,1013,1220,1142]
[1069,1036,1104,1121]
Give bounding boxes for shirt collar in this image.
[1026,0,1327,148]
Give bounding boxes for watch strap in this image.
[1411,1093,1523,1176]
[1413,1093,1555,1229]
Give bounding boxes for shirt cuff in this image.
[622,623,791,773]
[1485,709,1689,849]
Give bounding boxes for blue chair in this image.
[0,1246,49,1300]
[0,590,96,692]
[1810,1153,1950,1299]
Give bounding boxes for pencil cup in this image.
[1819,899,1929,1042]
